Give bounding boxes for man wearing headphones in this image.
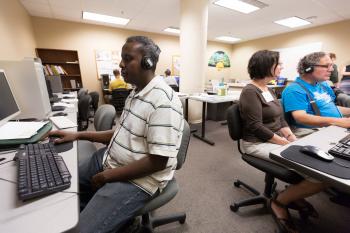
[49,36,184,232]
[282,52,350,129]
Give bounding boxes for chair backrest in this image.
[110,88,130,112]
[78,94,92,121]
[169,84,179,92]
[78,88,88,99]
[89,91,100,112]
[226,104,243,141]
[94,104,116,131]
[176,121,190,170]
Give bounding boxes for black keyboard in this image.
[328,134,350,161]
[16,142,71,201]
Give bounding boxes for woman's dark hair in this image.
[247,50,280,80]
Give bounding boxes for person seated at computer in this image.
[48,36,184,233]
[282,52,350,129]
[240,50,327,233]
[163,68,178,87]
[339,63,350,94]
[109,69,127,91]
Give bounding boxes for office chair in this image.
[134,120,190,233]
[78,104,116,164]
[78,94,92,131]
[88,91,99,119]
[226,104,303,212]
[169,84,179,92]
[110,88,130,113]
[93,104,116,131]
[78,88,88,99]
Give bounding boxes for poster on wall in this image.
[208,51,231,68]
[172,55,180,76]
[95,50,121,79]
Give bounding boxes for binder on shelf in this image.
[70,79,77,88]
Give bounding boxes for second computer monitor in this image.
[0,69,20,127]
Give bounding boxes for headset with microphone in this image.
[304,65,314,74]
[141,56,154,70]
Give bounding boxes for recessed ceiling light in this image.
[274,16,311,28]
[216,36,241,43]
[164,27,180,34]
[214,0,260,14]
[82,11,130,25]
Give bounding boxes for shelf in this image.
[42,62,79,65]
[60,74,81,77]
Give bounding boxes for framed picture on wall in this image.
[172,55,180,76]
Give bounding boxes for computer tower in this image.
[101,74,110,89]
[0,58,51,120]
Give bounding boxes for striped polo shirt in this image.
[103,76,184,195]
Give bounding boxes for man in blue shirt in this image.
[282,52,350,128]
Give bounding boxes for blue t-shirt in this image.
[282,77,342,128]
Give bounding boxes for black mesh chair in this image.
[226,104,303,212]
[135,120,190,232]
[88,91,99,120]
[110,88,130,113]
[169,84,179,92]
[78,94,92,131]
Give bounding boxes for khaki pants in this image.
[242,128,318,182]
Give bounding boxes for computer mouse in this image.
[300,145,334,162]
[53,112,68,117]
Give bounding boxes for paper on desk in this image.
[62,94,75,98]
[61,98,78,103]
[53,102,75,108]
[0,121,48,140]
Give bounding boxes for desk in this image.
[0,94,79,233]
[188,92,240,145]
[270,126,350,194]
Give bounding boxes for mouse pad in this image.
[53,141,73,153]
[280,145,350,179]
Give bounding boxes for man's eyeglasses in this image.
[313,64,333,69]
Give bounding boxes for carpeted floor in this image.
[151,121,350,233]
[88,116,350,233]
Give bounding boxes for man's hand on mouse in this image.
[47,130,78,144]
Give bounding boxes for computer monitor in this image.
[0,58,51,120]
[46,75,63,93]
[0,69,20,127]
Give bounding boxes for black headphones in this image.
[304,65,314,73]
[141,56,154,70]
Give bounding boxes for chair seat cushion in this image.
[136,179,178,215]
[242,154,304,184]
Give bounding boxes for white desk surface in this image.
[188,92,241,104]
[270,126,350,193]
[0,95,79,233]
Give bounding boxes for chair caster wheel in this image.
[233,181,240,187]
[179,215,186,224]
[230,204,239,212]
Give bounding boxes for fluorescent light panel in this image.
[274,16,311,28]
[164,27,180,34]
[216,36,241,42]
[82,11,129,25]
[214,0,260,14]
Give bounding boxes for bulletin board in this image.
[95,50,121,79]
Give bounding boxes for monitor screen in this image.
[0,70,20,127]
